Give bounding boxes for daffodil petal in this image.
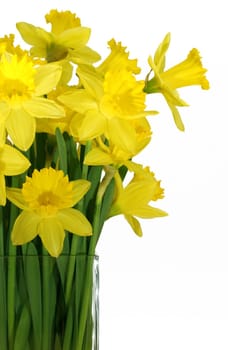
[71,179,91,205]
[77,110,105,140]
[133,205,168,218]
[39,217,65,257]
[58,27,91,48]
[35,63,62,96]
[16,22,52,46]
[154,32,171,71]
[108,118,137,154]
[121,182,149,204]
[6,188,28,210]
[23,97,65,119]
[0,173,6,206]
[57,208,92,236]
[58,90,97,113]
[166,100,185,131]
[84,148,113,165]
[70,46,101,64]
[11,211,40,244]
[5,108,36,151]
[124,179,163,205]
[124,214,143,237]
[77,65,103,99]
[0,102,11,119]
[0,144,30,175]
[0,118,7,148]
[163,87,188,107]
[59,61,73,85]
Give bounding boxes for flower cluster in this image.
[0,9,209,257]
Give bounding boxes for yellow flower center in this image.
[100,69,146,119]
[22,168,74,216]
[0,53,35,104]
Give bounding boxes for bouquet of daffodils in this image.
[0,9,209,350]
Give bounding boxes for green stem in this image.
[41,248,52,350]
[65,240,78,305]
[69,141,92,257]
[35,133,48,170]
[66,135,81,180]
[7,176,20,350]
[0,206,4,256]
[55,128,67,175]
[7,248,16,350]
[89,202,102,255]
[77,140,91,213]
[89,166,116,253]
[0,207,8,349]
[75,255,94,350]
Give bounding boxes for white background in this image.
[1,1,227,349]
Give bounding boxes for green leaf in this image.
[0,208,7,348]
[85,165,103,219]
[0,257,7,349]
[35,133,48,170]
[62,301,74,350]
[56,253,69,295]
[24,243,42,350]
[74,255,94,349]
[55,128,67,175]
[66,135,82,180]
[99,178,115,233]
[42,254,57,350]
[14,304,31,350]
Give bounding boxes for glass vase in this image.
[0,253,99,350]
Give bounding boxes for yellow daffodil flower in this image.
[144,33,209,131]
[84,118,151,167]
[0,52,65,150]
[58,64,156,154]
[84,138,133,167]
[97,38,141,75]
[109,168,167,236]
[0,144,30,206]
[6,167,92,257]
[16,9,100,65]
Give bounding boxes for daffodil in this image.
[97,38,141,75]
[16,9,100,65]
[84,118,151,167]
[58,64,156,154]
[6,167,92,257]
[144,33,209,131]
[109,168,167,236]
[0,52,65,150]
[84,138,133,167]
[0,143,30,206]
